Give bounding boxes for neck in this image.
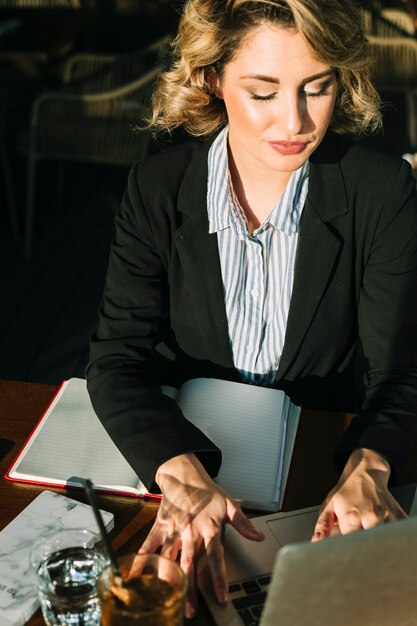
[228,149,292,233]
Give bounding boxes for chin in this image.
[267,155,309,173]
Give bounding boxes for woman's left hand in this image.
[312,448,407,541]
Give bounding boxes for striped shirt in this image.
[207,126,309,386]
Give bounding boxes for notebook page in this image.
[160,385,178,400]
[272,405,288,506]
[12,378,140,490]
[176,378,287,505]
[281,402,301,495]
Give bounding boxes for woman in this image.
[86,0,417,617]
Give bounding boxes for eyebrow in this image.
[240,69,336,85]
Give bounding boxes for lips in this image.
[268,141,307,155]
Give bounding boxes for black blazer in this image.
[86,132,417,490]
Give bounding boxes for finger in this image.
[184,562,198,620]
[129,553,146,578]
[312,508,336,542]
[227,501,265,541]
[138,524,166,554]
[337,508,363,535]
[329,521,342,537]
[180,523,199,619]
[160,532,181,561]
[205,533,228,605]
[361,509,385,530]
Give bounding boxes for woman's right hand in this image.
[138,453,265,618]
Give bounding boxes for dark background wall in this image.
[0,1,180,383]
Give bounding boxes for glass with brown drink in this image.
[98,553,187,626]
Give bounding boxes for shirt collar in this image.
[207,126,231,234]
[207,126,309,236]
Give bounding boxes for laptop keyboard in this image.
[229,574,271,626]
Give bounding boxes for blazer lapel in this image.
[169,133,350,379]
[277,137,349,379]
[174,140,235,371]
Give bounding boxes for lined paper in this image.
[177,378,300,509]
[9,377,300,510]
[10,379,143,492]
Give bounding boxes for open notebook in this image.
[6,377,300,512]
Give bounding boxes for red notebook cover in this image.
[5,379,161,502]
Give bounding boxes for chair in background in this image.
[382,8,416,33]
[23,37,169,258]
[368,35,417,151]
[406,0,417,30]
[363,7,416,36]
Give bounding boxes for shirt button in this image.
[251,289,259,298]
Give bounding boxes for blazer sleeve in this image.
[85,163,221,492]
[335,159,417,480]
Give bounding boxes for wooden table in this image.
[0,380,164,626]
[1,379,416,625]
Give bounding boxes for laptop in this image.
[198,484,417,626]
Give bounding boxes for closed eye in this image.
[302,79,333,98]
[250,78,334,102]
[250,92,277,102]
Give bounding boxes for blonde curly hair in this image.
[149,0,381,137]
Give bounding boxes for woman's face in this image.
[217,23,338,178]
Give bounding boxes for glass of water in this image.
[30,528,108,626]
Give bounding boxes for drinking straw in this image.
[83,478,123,582]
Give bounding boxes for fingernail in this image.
[248,523,264,537]
[185,602,196,619]
[217,589,228,605]
[312,531,323,542]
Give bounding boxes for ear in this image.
[207,68,223,99]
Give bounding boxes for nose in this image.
[277,90,304,136]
